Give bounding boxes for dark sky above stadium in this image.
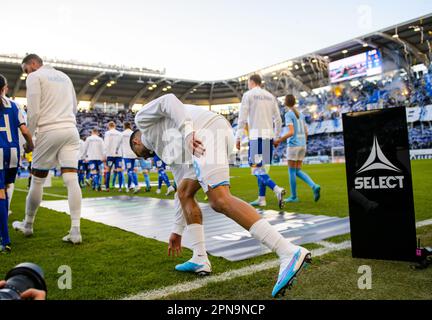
[3,0,432,80]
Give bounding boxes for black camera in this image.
[0,263,47,300]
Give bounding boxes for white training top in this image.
[134,93,219,165]
[121,128,137,159]
[83,134,105,161]
[25,65,77,135]
[235,86,282,140]
[79,139,86,160]
[104,128,123,158]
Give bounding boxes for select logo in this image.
[355,136,404,190]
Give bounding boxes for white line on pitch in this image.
[123,218,432,300]
[123,241,351,300]
[15,188,68,199]
[417,219,432,228]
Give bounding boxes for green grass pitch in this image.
[1,160,431,300]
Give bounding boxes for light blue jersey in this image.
[285,110,306,147]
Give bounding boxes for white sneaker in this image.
[156,189,161,195]
[12,220,33,237]
[125,188,130,193]
[62,228,82,244]
[166,186,175,196]
[133,187,140,194]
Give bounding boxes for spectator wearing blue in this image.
[274,95,320,203]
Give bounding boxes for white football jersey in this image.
[104,129,123,157]
[236,86,282,140]
[83,135,105,161]
[134,94,219,165]
[121,129,137,159]
[79,139,86,160]
[25,65,77,136]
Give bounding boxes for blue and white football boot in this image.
[272,247,312,298]
[175,258,212,276]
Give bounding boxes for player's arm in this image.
[135,94,205,157]
[17,107,34,153]
[235,95,249,149]
[25,74,42,136]
[71,79,78,115]
[19,125,34,153]
[304,122,308,142]
[168,193,186,257]
[101,139,107,161]
[274,114,294,147]
[277,125,294,144]
[273,100,282,138]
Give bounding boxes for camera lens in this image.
[0,263,47,300]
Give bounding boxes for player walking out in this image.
[78,137,87,188]
[121,122,140,193]
[274,95,320,203]
[83,129,105,191]
[13,54,83,244]
[154,155,175,196]
[131,94,311,297]
[104,122,123,192]
[236,75,286,209]
[0,74,34,252]
[138,158,152,192]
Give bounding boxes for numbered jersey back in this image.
[0,99,23,150]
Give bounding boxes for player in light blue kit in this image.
[138,158,152,192]
[0,74,34,252]
[154,155,175,196]
[274,95,320,203]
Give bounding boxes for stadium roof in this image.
[1,13,431,107]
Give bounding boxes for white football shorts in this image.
[172,116,235,193]
[32,127,80,171]
[287,146,307,161]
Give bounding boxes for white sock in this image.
[249,219,298,258]
[25,176,46,226]
[187,224,208,262]
[259,196,266,203]
[7,183,14,211]
[63,173,82,229]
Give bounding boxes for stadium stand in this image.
[223,68,432,160]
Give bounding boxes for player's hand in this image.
[24,142,34,153]
[21,288,46,300]
[0,280,5,288]
[273,139,281,148]
[168,233,182,257]
[236,140,241,150]
[186,132,205,157]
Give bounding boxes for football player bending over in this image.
[130,94,312,297]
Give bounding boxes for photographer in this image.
[0,280,46,300]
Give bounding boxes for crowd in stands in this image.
[76,108,135,137]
